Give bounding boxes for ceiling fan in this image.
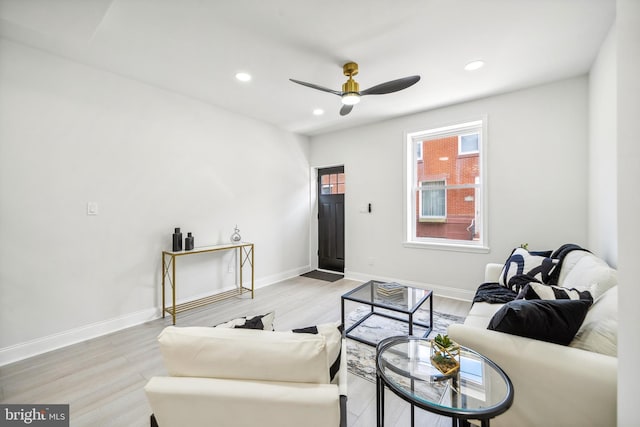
[290,62,420,116]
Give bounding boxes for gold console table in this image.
[162,242,254,324]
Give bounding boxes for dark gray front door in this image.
[318,166,345,273]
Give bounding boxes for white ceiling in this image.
[0,0,615,136]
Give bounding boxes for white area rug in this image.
[345,306,465,382]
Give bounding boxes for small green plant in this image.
[434,334,453,348]
[432,353,458,369]
[431,334,460,375]
[520,243,529,250]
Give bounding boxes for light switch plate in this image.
[87,202,98,215]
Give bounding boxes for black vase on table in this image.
[185,232,194,251]
[172,227,183,251]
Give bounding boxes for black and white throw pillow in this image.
[488,299,592,345]
[293,322,343,382]
[516,282,593,302]
[213,311,275,330]
[499,247,558,291]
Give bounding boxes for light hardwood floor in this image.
[0,277,471,427]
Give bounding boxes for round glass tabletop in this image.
[376,336,514,420]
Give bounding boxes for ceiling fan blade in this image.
[289,79,342,96]
[360,75,421,96]
[340,104,354,116]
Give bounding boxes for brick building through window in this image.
[416,134,480,241]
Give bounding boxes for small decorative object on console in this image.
[185,232,194,250]
[230,225,242,243]
[172,227,183,251]
[430,334,460,376]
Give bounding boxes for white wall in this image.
[0,39,311,364]
[616,0,640,425]
[310,77,589,299]
[588,25,618,267]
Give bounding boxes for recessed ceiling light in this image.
[313,108,324,116]
[235,72,252,82]
[464,60,485,71]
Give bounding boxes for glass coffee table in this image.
[341,280,432,346]
[376,336,514,427]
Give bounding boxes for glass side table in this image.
[376,336,514,427]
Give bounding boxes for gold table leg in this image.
[171,254,176,325]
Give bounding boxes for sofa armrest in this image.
[485,263,503,283]
[145,376,340,427]
[448,324,617,427]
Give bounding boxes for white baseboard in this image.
[344,270,475,302]
[0,264,312,367]
[0,308,157,367]
[255,265,312,288]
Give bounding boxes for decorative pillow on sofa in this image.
[570,286,617,356]
[560,253,617,301]
[516,282,593,302]
[487,299,592,345]
[293,322,343,382]
[214,311,275,330]
[499,248,558,291]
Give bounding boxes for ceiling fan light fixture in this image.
[341,92,360,105]
[290,61,420,116]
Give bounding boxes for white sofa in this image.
[448,249,618,427]
[145,325,347,427]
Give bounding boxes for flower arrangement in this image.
[430,334,460,375]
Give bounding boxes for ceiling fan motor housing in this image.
[342,78,359,94]
[342,62,360,94]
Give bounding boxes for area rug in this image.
[300,270,344,282]
[345,306,465,382]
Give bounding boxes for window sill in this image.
[418,218,446,223]
[402,240,490,254]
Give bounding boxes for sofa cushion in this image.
[516,282,592,302]
[499,248,558,290]
[463,301,504,328]
[213,311,275,330]
[560,253,617,300]
[570,286,617,356]
[488,299,591,345]
[158,326,330,384]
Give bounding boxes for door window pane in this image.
[320,172,346,195]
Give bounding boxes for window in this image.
[404,119,487,250]
[419,180,446,220]
[459,133,479,155]
[320,172,345,195]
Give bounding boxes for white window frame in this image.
[416,141,423,161]
[403,118,489,253]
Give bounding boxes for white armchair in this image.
[145,325,347,427]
